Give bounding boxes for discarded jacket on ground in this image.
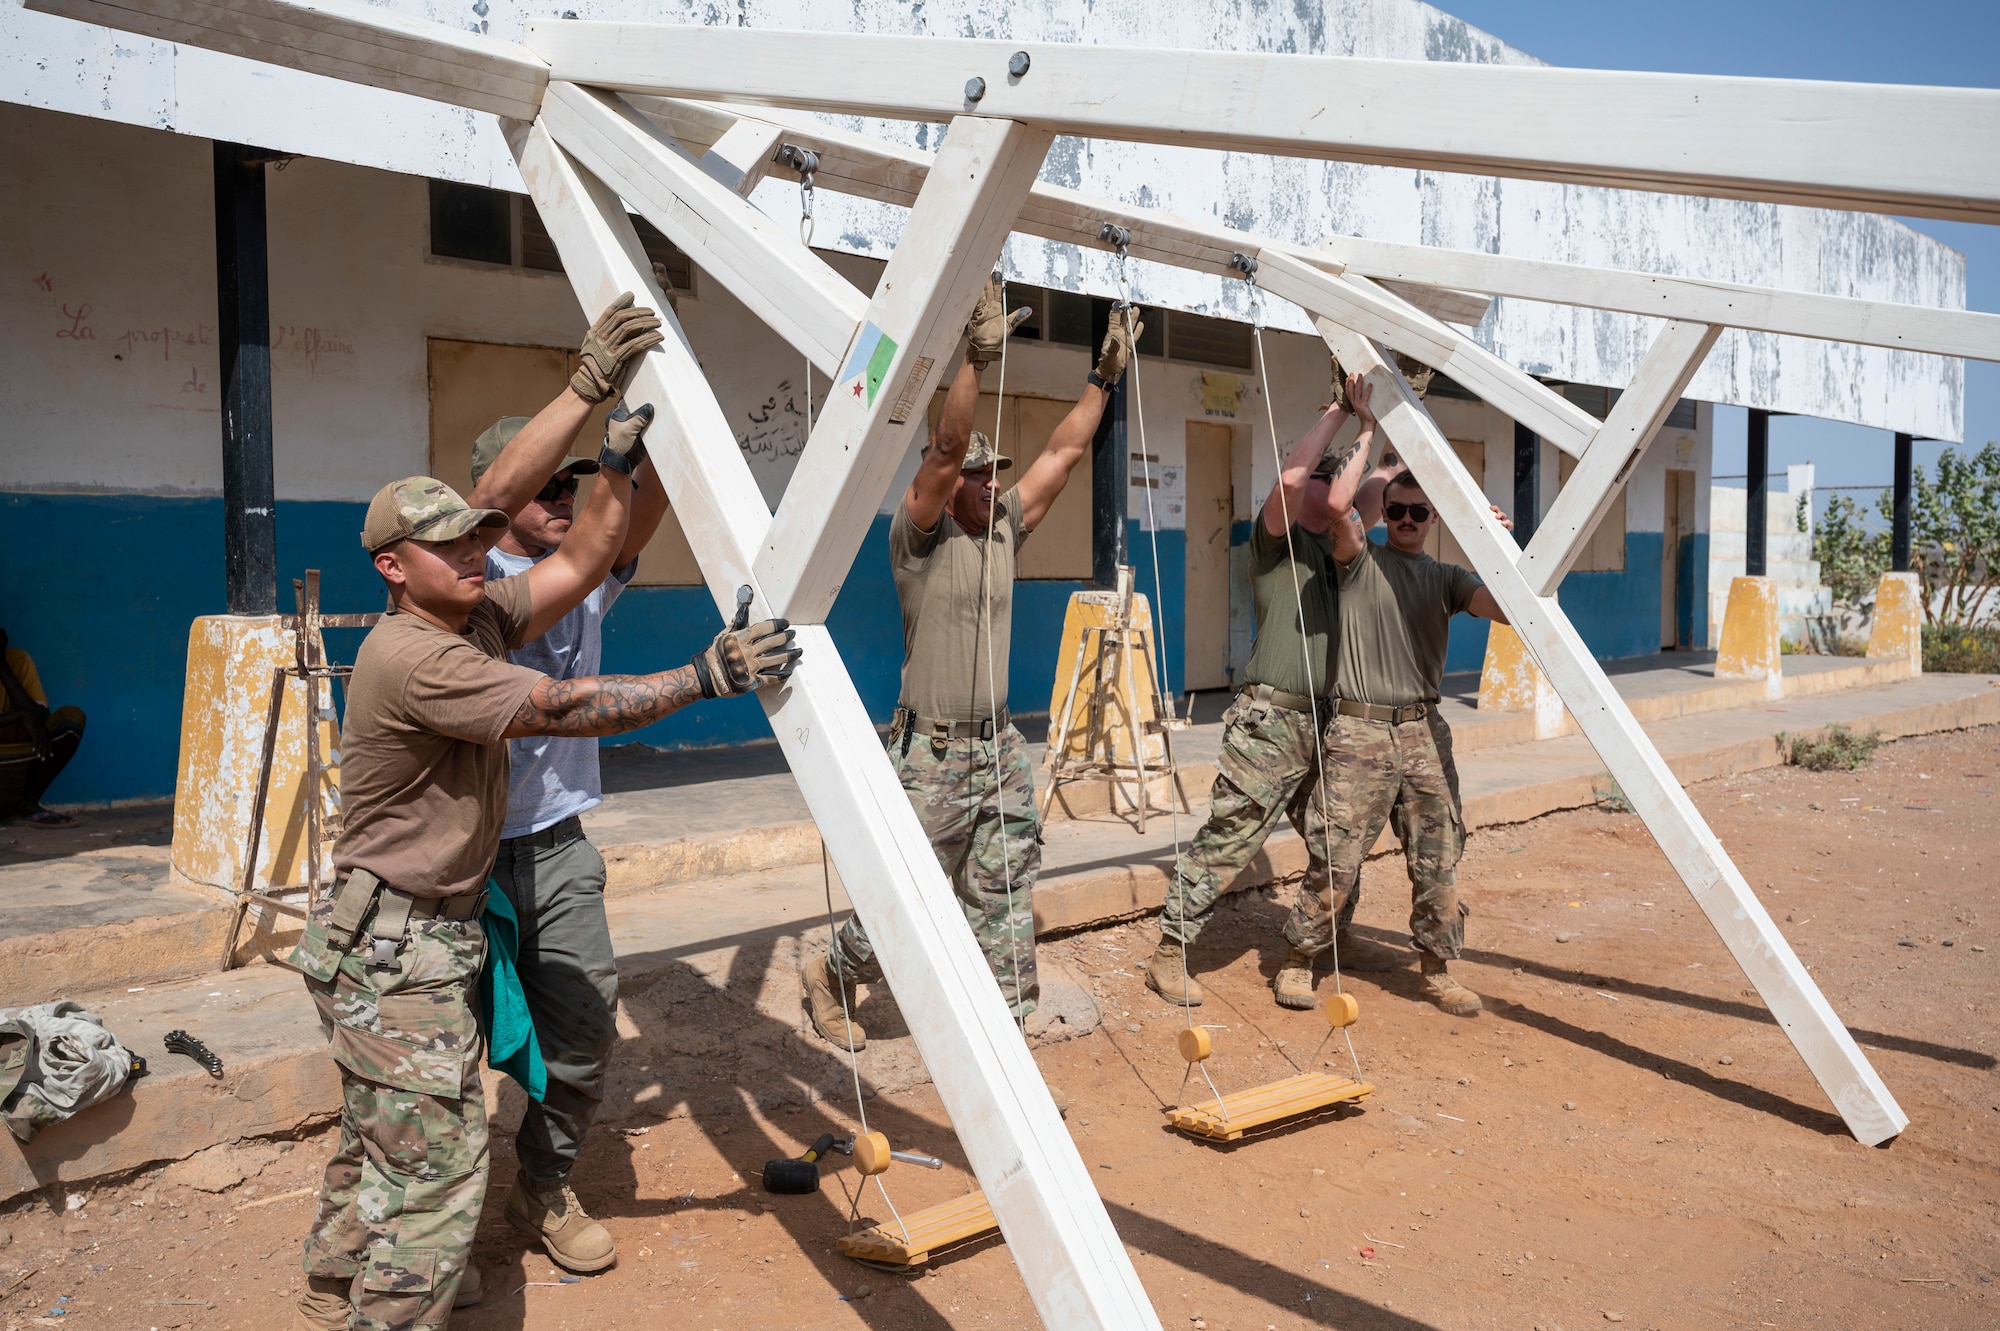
[0,1001,136,1142]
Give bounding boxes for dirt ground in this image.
[4,724,1997,1331]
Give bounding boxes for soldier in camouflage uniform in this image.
[290,299,802,1331]
[805,280,1135,1074]
[1144,374,1410,1008]
[1299,461,1513,1017]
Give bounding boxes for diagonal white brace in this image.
[539,83,866,376]
[1517,320,1723,596]
[511,117,1161,1329]
[697,116,787,197]
[756,115,1054,623]
[1312,316,1908,1147]
[1254,248,1601,457]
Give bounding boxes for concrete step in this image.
[8,667,1996,1201]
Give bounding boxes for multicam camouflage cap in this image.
[960,431,1014,473]
[360,476,509,552]
[469,416,601,484]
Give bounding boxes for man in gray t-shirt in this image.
[465,402,670,1274]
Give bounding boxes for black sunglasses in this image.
[1384,501,1432,523]
[535,475,580,504]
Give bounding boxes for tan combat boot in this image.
[454,1260,483,1309]
[1273,947,1317,1010]
[1331,930,1410,972]
[293,1275,351,1331]
[506,1172,616,1273]
[803,951,866,1051]
[1419,955,1482,1016]
[1143,939,1205,1007]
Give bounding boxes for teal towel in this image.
[479,881,546,1102]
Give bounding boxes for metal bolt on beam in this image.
[964,76,986,102]
[1008,50,1031,78]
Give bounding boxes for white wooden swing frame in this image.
[30,1,2000,1322]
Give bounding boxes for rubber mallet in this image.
[762,1132,839,1194]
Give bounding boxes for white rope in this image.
[1245,275,1363,1084]
[976,273,1028,1040]
[1101,253,1199,1040]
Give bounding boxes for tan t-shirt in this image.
[1333,541,1482,708]
[333,576,544,898]
[891,488,1028,723]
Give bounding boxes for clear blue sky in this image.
[1440,0,1999,516]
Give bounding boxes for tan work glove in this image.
[1093,304,1144,387]
[571,293,666,404]
[965,277,1032,368]
[598,401,654,477]
[693,618,802,698]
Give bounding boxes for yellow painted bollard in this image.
[1714,575,1782,699]
[1476,622,1567,739]
[1866,572,1923,675]
[169,615,338,898]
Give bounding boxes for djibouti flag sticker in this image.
[839,322,899,407]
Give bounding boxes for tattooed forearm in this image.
[505,667,707,738]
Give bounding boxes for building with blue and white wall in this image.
[0,0,1965,805]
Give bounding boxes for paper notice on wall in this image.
[1134,462,1185,531]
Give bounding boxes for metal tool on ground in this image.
[163,1029,223,1078]
[835,1130,1000,1267]
[762,1131,840,1194]
[833,1137,943,1170]
[1166,993,1373,1142]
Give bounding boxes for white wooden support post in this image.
[1309,316,1907,1147]
[698,116,787,196]
[512,119,1160,1329]
[756,115,1055,622]
[1253,249,1600,457]
[1516,320,1723,595]
[539,83,865,375]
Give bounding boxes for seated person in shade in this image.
[0,629,86,827]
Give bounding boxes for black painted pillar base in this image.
[1512,421,1540,547]
[215,141,278,616]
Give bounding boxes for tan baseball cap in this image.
[469,416,600,485]
[360,476,508,552]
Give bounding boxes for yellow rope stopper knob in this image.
[1177,1026,1213,1063]
[1324,992,1360,1028]
[853,1131,893,1177]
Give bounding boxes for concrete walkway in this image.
[4,654,1997,1198]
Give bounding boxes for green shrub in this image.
[1784,723,1882,772]
[1923,625,2000,674]
[1592,777,1633,812]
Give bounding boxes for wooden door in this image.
[1663,468,1696,648]
[426,337,701,585]
[1425,440,1486,569]
[924,390,1092,579]
[1183,422,1233,690]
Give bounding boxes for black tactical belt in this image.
[327,871,486,970]
[1335,698,1429,724]
[1238,683,1323,715]
[501,815,586,851]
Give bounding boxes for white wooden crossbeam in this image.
[1517,321,1724,596]
[524,23,2000,223]
[1253,250,1600,456]
[754,116,1056,623]
[1309,316,1908,1147]
[25,0,546,118]
[512,119,1161,1329]
[695,116,787,197]
[646,97,2000,368]
[1320,234,2000,366]
[539,83,865,376]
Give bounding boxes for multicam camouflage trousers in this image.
[1287,709,1468,961]
[833,717,1042,1016]
[1159,693,1331,948]
[290,897,488,1330]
